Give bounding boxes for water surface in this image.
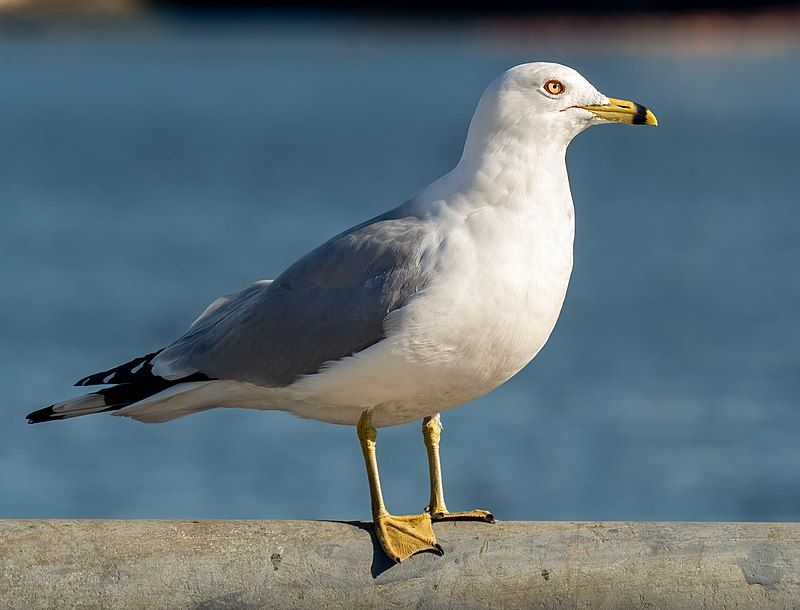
[2,19,799,521]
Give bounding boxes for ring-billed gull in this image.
[27,62,657,562]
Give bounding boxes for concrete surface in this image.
[1,520,799,608]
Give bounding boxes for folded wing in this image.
[152,213,434,388]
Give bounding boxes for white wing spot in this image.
[131,362,145,374]
[102,374,115,384]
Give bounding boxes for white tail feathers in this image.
[113,381,220,423]
[30,380,253,425]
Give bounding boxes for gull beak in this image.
[580,97,658,126]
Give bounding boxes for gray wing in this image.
[187,280,273,332]
[152,212,434,387]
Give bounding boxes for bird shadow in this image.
[327,520,395,578]
[326,520,441,579]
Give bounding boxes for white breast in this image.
[237,78,584,427]
[387,202,573,402]
[276,196,575,428]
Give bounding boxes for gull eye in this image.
[544,80,565,95]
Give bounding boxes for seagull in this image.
[27,62,656,562]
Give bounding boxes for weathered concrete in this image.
[1,520,799,608]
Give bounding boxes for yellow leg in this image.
[358,410,442,563]
[422,414,495,523]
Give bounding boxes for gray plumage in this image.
[152,209,435,387]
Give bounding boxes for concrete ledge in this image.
[1,520,799,608]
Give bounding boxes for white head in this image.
[462,62,657,162]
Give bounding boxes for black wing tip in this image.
[26,405,64,424]
[74,349,164,387]
[74,372,112,387]
[27,400,137,424]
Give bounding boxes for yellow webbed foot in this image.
[374,512,442,563]
[427,508,495,523]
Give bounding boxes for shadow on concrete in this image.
[327,519,442,578]
[333,520,396,578]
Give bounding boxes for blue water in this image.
[2,18,799,522]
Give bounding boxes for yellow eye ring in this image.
[544,80,565,95]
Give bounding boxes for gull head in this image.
[468,62,657,152]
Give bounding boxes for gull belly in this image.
[278,192,575,428]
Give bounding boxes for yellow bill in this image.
[580,97,658,126]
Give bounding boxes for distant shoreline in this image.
[1,3,798,57]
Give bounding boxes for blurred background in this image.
[1,0,799,523]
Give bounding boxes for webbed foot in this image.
[374,512,442,563]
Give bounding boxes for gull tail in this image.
[26,383,170,423]
[29,349,219,424]
[26,380,225,425]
